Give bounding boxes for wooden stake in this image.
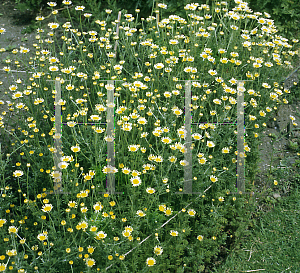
[237,80,245,193]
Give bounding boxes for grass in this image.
[212,123,300,273]
[215,185,300,272]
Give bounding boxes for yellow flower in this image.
[210,175,218,183]
[13,170,23,177]
[87,246,95,254]
[36,16,45,21]
[86,258,95,267]
[75,6,85,11]
[197,235,204,241]
[154,246,163,255]
[0,263,6,271]
[37,233,47,241]
[146,187,155,194]
[170,230,178,237]
[154,63,164,69]
[48,23,59,29]
[41,204,53,213]
[95,231,107,240]
[8,226,18,234]
[71,145,80,153]
[222,147,230,153]
[146,257,156,266]
[187,209,196,216]
[131,176,142,187]
[93,202,103,212]
[136,210,146,217]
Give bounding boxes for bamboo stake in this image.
[237,80,245,193]
[106,80,116,194]
[53,79,63,193]
[183,80,193,193]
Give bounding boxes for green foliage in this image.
[248,0,300,40]
[216,185,300,272]
[0,0,299,272]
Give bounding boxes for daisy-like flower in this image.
[131,176,142,187]
[58,162,69,169]
[170,230,178,236]
[207,141,215,148]
[68,201,77,208]
[90,115,101,121]
[36,16,45,21]
[81,207,88,213]
[47,2,57,6]
[6,249,17,257]
[159,204,166,212]
[0,263,6,271]
[20,47,30,53]
[0,219,7,228]
[93,202,103,212]
[154,63,164,69]
[210,175,218,182]
[37,233,47,241]
[114,65,123,71]
[198,157,207,164]
[122,230,131,237]
[13,170,23,177]
[172,107,183,116]
[259,110,266,117]
[146,187,155,194]
[0,28,6,34]
[71,145,80,153]
[164,207,172,216]
[136,210,146,217]
[49,66,59,72]
[86,258,95,267]
[158,3,167,9]
[107,52,115,58]
[218,197,225,202]
[169,39,178,45]
[105,84,114,91]
[48,22,59,29]
[154,246,163,255]
[66,84,74,91]
[208,69,217,76]
[197,235,204,241]
[8,226,18,234]
[222,147,230,153]
[187,209,196,216]
[95,231,107,240]
[51,171,62,181]
[42,204,53,213]
[75,6,85,11]
[146,257,156,267]
[161,137,172,144]
[262,83,271,88]
[128,144,139,152]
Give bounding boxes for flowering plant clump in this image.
[0,0,298,272]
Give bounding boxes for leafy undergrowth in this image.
[214,184,300,272]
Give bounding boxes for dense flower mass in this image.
[0,0,298,271]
